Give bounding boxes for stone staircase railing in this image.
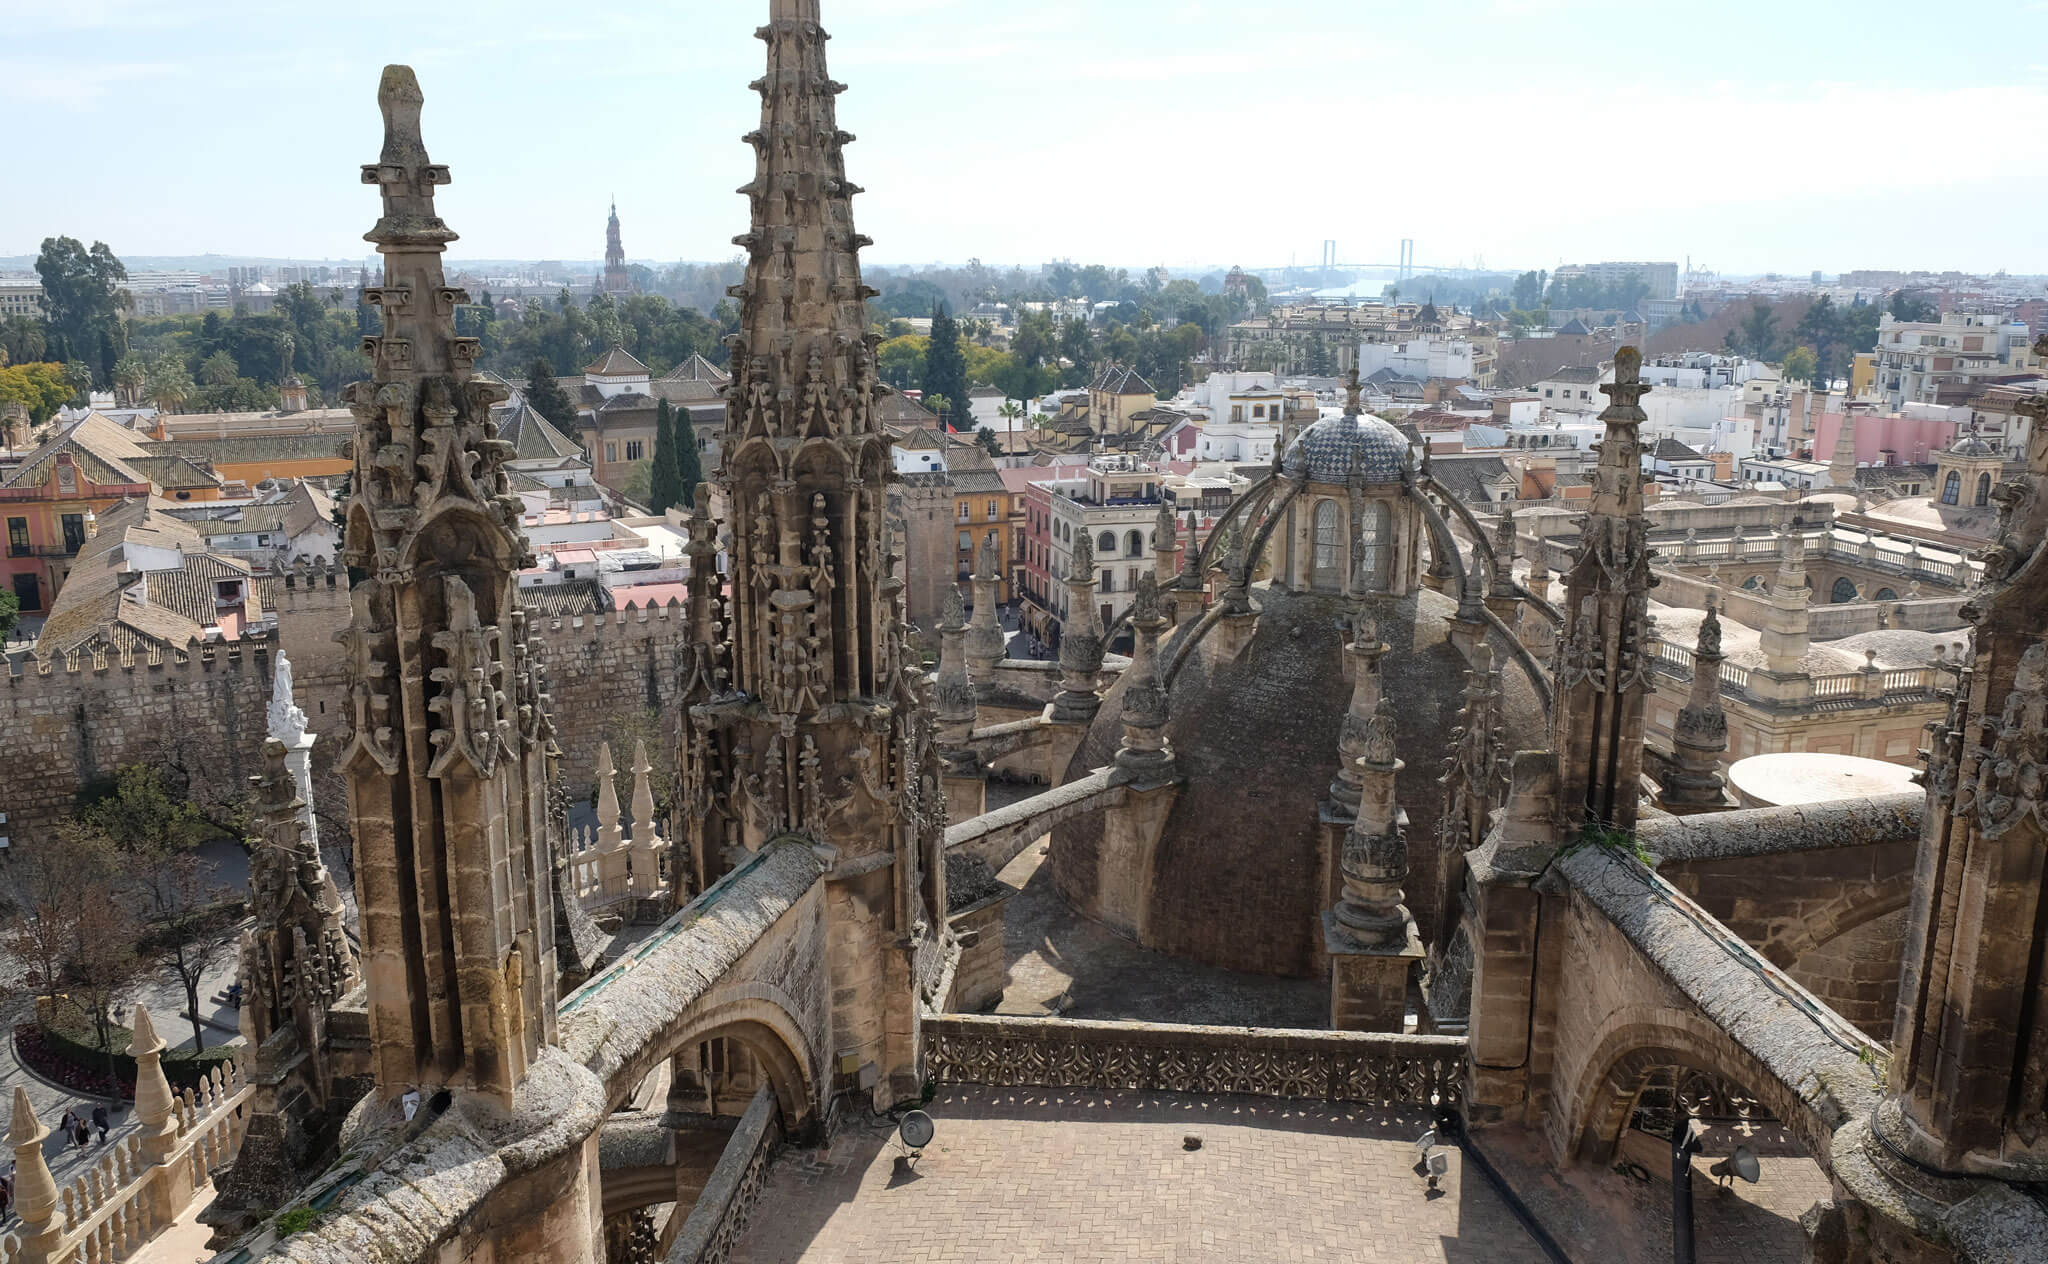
[923,1014,1465,1110]
[2,1006,252,1264]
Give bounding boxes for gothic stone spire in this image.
[680,1,939,1106]
[341,65,558,1104]
[1549,346,1657,831]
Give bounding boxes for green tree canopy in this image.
[34,237,128,388]
[525,356,578,429]
[0,362,76,424]
[1780,345,1818,385]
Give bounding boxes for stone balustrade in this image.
[570,739,670,923]
[923,1014,1465,1110]
[1653,640,1930,706]
[1,1007,252,1264]
[663,1085,781,1264]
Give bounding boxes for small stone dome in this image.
[1949,433,1999,457]
[1281,413,1411,485]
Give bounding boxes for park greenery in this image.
[0,763,246,1068]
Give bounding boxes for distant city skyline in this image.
[5,0,2047,275]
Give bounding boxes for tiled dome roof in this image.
[1280,413,1411,484]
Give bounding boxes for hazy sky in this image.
[5,0,2047,276]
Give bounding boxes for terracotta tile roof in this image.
[584,345,650,377]
[3,412,155,489]
[519,579,611,618]
[1091,364,1156,396]
[658,353,731,385]
[35,501,279,659]
[495,403,584,460]
[143,433,351,467]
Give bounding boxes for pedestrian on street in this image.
[1,1171,14,1223]
[58,1109,78,1150]
[91,1104,109,1144]
[70,1118,89,1150]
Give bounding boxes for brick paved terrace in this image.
[729,1086,1550,1264]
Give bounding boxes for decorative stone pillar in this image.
[8,1087,62,1261]
[1326,608,1388,817]
[594,741,630,900]
[1111,577,1173,786]
[1659,599,1734,814]
[131,1004,197,1232]
[1091,576,1182,937]
[963,537,1005,686]
[1152,501,1179,588]
[1521,548,1557,661]
[1757,528,1812,684]
[1324,699,1423,1032]
[629,740,665,903]
[1051,534,1105,726]
[1205,524,1261,665]
[935,584,986,823]
[1484,504,1523,633]
[1172,509,1206,626]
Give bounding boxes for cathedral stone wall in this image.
[0,580,690,850]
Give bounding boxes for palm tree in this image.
[113,353,147,407]
[145,354,193,415]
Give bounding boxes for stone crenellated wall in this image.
[0,576,691,852]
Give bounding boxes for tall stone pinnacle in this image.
[1549,347,1657,831]
[342,65,558,1105]
[728,0,877,448]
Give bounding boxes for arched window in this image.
[1976,472,1992,507]
[1831,577,1859,604]
[1311,499,1342,589]
[1874,588,1898,601]
[1097,531,1117,556]
[1942,470,1961,505]
[1125,529,1145,558]
[1358,500,1392,591]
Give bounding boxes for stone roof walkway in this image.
[730,1086,1550,1264]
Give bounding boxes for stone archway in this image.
[600,990,821,1137]
[1558,1012,1825,1165]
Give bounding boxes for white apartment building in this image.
[1194,419,1281,464]
[1873,311,2035,409]
[1355,337,1476,383]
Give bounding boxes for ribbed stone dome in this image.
[1949,433,1999,457]
[1280,413,1412,484]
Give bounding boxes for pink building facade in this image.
[1810,406,1958,468]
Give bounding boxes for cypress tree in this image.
[675,404,703,507]
[649,397,683,514]
[923,302,970,431]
